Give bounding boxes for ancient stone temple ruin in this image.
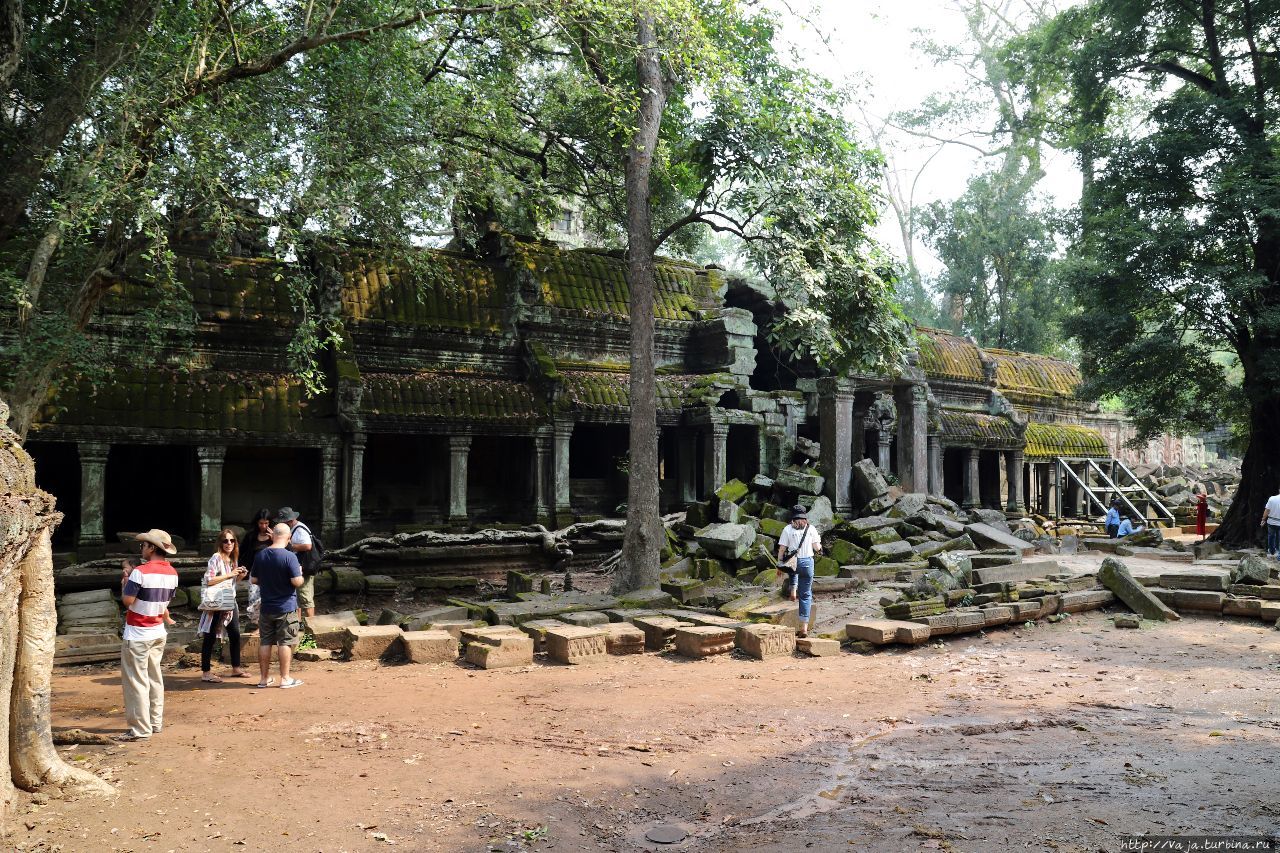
[21,231,1202,558]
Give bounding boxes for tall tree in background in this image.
[1020,0,1280,543]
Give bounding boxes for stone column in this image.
[963,448,981,509]
[447,434,471,526]
[77,441,110,549]
[533,431,552,524]
[553,419,574,527]
[876,428,894,475]
[676,430,698,504]
[927,435,942,497]
[851,401,867,463]
[320,444,340,541]
[703,423,729,495]
[197,445,227,552]
[895,385,929,493]
[817,378,855,515]
[344,433,366,533]
[1004,450,1026,513]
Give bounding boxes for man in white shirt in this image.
[775,505,822,638]
[276,507,316,618]
[1260,489,1280,557]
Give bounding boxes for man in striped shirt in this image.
[118,529,180,741]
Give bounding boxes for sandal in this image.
[201,674,224,683]
[279,678,304,689]
[255,678,275,688]
[227,671,250,678]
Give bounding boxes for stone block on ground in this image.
[599,622,645,654]
[868,540,914,563]
[364,574,398,595]
[1261,601,1280,622]
[560,611,610,627]
[400,630,459,664]
[59,588,115,606]
[464,632,534,669]
[735,624,796,660]
[971,561,1058,586]
[964,523,1036,556]
[307,611,363,649]
[746,600,816,632]
[674,625,736,658]
[1098,557,1180,621]
[1172,590,1225,613]
[460,625,525,648]
[776,466,825,495]
[980,605,1015,627]
[329,566,366,593]
[401,606,471,631]
[796,637,840,656]
[1232,555,1272,586]
[1057,589,1116,613]
[633,615,683,651]
[341,625,403,660]
[519,619,572,652]
[1223,597,1263,618]
[851,458,889,506]
[294,647,332,662]
[544,625,608,664]
[694,523,756,560]
[716,478,750,504]
[1114,614,1140,629]
[1158,571,1229,592]
[845,618,929,645]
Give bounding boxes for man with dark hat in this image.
[118,529,179,741]
[276,507,316,619]
[775,505,822,638]
[1105,498,1121,539]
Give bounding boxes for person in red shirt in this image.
[118,529,179,741]
[1194,487,1209,542]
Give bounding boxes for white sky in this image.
[775,0,1083,276]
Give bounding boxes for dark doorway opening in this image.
[362,435,446,529]
[104,445,198,549]
[570,423,629,517]
[25,442,80,548]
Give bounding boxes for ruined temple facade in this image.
[21,233,1202,556]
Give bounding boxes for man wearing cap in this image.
[276,507,316,619]
[775,505,822,638]
[118,530,180,741]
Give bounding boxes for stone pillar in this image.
[553,419,574,527]
[894,385,928,493]
[676,430,698,504]
[963,448,981,509]
[77,441,110,549]
[448,434,471,526]
[876,428,893,475]
[851,402,867,463]
[320,444,340,541]
[533,431,552,524]
[703,423,729,495]
[817,378,855,515]
[927,435,942,497]
[345,433,366,533]
[197,445,227,552]
[1004,450,1025,514]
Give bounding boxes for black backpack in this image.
[292,522,325,577]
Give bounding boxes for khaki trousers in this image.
[121,637,166,737]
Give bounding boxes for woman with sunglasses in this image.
[198,528,249,682]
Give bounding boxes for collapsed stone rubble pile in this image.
[1131,460,1239,525]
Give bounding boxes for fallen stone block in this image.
[1230,583,1280,600]
[968,552,1022,570]
[1173,590,1225,613]
[464,633,534,669]
[1223,597,1262,618]
[746,600,816,631]
[519,619,572,652]
[796,637,840,656]
[845,618,929,645]
[294,647,332,662]
[674,625,736,658]
[341,625,403,660]
[981,605,1015,627]
[459,625,526,649]
[965,523,1036,557]
[56,600,121,622]
[1098,557,1180,621]
[971,561,1060,586]
[402,605,471,632]
[560,611,610,627]
[59,588,115,606]
[599,622,645,655]
[1114,614,1140,629]
[1233,555,1273,585]
[1158,572,1229,592]
[400,630,459,664]
[309,611,364,649]
[951,610,987,634]
[694,523,757,560]
[852,458,889,506]
[604,608,661,623]
[1261,601,1280,622]
[735,624,796,660]
[544,625,608,664]
[633,615,683,651]
[1057,589,1116,614]
[364,574,398,595]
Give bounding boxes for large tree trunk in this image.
[0,398,112,829]
[1214,382,1280,547]
[614,12,666,594]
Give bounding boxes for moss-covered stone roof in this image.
[940,410,1023,448]
[985,348,1081,401]
[916,327,985,384]
[559,370,729,413]
[510,241,722,321]
[36,368,329,434]
[339,250,507,332]
[102,256,299,323]
[361,372,545,424]
[1024,421,1109,460]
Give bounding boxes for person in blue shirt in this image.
[1117,515,1144,538]
[1105,500,1122,538]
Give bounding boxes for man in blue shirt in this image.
[1117,515,1144,538]
[250,523,304,689]
[1105,500,1121,539]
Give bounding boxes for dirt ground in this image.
[10,565,1280,852]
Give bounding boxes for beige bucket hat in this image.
[134,529,177,555]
